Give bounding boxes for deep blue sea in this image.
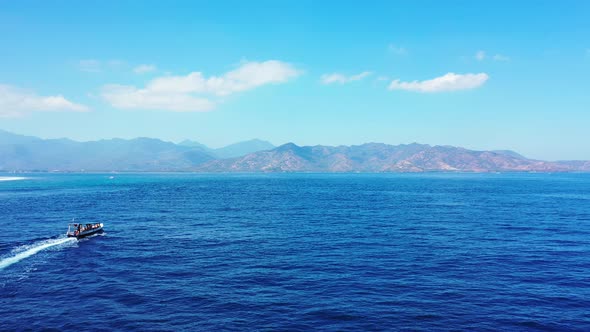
[1,173,590,331]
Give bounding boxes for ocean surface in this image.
[1,173,590,331]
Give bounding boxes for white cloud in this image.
[134,64,157,74]
[475,50,486,61]
[101,60,301,112]
[388,44,407,55]
[101,84,215,112]
[148,60,300,96]
[320,71,372,84]
[388,72,489,93]
[0,84,89,117]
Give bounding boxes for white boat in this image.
[66,222,104,239]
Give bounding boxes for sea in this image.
[1,173,589,331]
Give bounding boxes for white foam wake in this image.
[0,176,27,182]
[0,237,77,270]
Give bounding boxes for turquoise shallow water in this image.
[1,173,590,331]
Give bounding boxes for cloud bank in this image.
[0,84,89,117]
[388,73,489,93]
[102,60,300,112]
[321,71,372,84]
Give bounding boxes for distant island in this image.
[1,129,588,173]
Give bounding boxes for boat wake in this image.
[0,176,28,182]
[0,237,77,270]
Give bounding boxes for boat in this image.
[66,222,104,238]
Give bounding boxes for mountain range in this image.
[178,139,275,159]
[0,129,588,172]
[0,130,273,171]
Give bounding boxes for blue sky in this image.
[0,1,589,160]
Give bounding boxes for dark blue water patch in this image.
[1,173,590,331]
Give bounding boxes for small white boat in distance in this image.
[66,222,104,239]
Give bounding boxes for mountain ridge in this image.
[0,130,588,172]
[179,138,275,158]
[196,142,590,173]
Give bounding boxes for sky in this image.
[0,0,589,160]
